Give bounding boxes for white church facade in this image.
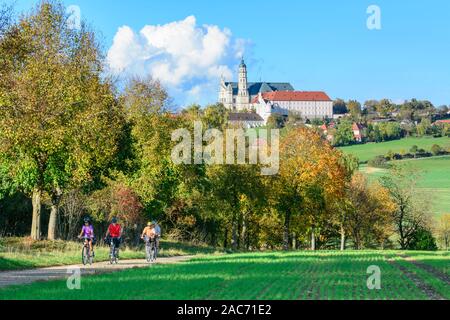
[219,59,334,124]
[218,59,294,111]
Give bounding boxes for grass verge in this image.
[1,250,448,300]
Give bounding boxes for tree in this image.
[267,114,285,129]
[437,214,450,250]
[380,165,432,249]
[121,76,177,215]
[416,118,432,136]
[208,162,263,250]
[331,153,359,251]
[286,111,302,129]
[88,177,144,243]
[202,103,229,130]
[333,99,347,114]
[347,100,362,120]
[58,189,86,240]
[334,120,355,146]
[399,107,414,121]
[431,144,443,156]
[364,100,379,114]
[345,173,395,249]
[0,1,123,239]
[401,99,435,121]
[275,128,347,250]
[408,227,438,251]
[121,76,214,244]
[0,2,13,37]
[375,99,397,117]
[379,122,402,141]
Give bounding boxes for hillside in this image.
[340,137,450,163]
[360,156,450,217]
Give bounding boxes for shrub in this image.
[408,227,438,251]
[368,155,390,168]
[431,144,443,156]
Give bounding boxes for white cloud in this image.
[107,16,250,106]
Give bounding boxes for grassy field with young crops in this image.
[1,251,448,300]
[360,156,450,217]
[339,136,450,163]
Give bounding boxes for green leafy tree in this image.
[431,144,443,156]
[364,100,378,114]
[379,122,402,141]
[347,100,362,120]
[408,227,438,251]
[0,1,123,239]
[376,99,396,117]
[334,120,355,146]
[207,163,263,250]
[333,99,348,114]
[416,118,432,136]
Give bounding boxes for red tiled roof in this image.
[435,119,450,124]
[261,91,331,102]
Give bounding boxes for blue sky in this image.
[13,0,450,107]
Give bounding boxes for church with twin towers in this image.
[218,58,333,124]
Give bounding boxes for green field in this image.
[1,251,448,300]
[339,136,450,163]
[360,156,450,217]
[0,237,219,271]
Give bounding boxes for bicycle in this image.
[107,237,120,264]
[80,237,94,265]
[143,236,157,263]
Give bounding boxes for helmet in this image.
[147,221,152,226]
[152,220,157,225]
[111,217,118,224]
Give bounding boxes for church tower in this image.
[236,58,250,111]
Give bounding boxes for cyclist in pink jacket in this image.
[78,217,95,257]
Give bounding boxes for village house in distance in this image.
[219,58,334,127]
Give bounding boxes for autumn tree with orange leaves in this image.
[270,128,348,250]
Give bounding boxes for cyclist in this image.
[153,220,162,252]
[141,222,156,241]
[105,217,122,258]
[78,217,94,257]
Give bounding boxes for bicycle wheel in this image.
[82,246,88,265]
[145,243,151,263]
[110,243,115,264]
[114,247,119,264]
[150,243,156,262]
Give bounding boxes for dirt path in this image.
[398,254,450,285]
[0,255,195,289]
[385,256,445,300]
